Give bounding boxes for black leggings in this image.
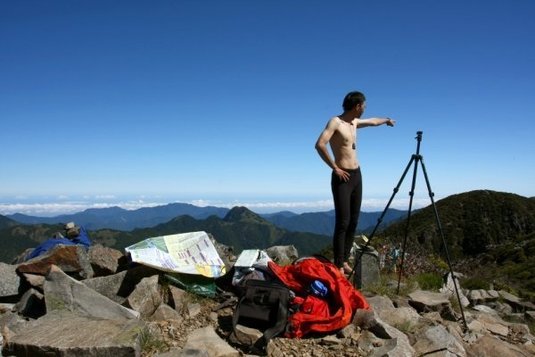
[331,167,362,268]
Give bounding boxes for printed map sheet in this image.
[125,231,226,278]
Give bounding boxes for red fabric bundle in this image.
[268,257,370,338]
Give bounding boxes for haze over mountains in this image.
[6,204,407,235]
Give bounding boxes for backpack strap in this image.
[258,290,289,341]
[232,279,291,351]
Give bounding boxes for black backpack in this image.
[232,278,292,350]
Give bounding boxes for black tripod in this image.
[349,131,468,332]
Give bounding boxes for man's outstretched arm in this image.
[357,118,395,128]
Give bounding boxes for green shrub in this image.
[428,255,449,272]
[414,272,443,291]
[461,277,490,290]
[139,327,168,356]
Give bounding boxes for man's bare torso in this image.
[329,117,359,170]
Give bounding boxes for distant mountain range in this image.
[263,209,407,235]
[6,203,229,231]
[2,189,534,300]
[6,204,407,236]
[0,206,332,264]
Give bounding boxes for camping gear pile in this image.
[124,232,371,351]
[230,250,370,351]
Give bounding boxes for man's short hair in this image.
[342,91,366,112]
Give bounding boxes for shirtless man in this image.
[315,91,395,274]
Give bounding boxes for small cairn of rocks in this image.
[1,240,535,357]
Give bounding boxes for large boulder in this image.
[17,245,94,280]
[3,312,144,357]
[182,326,240,357]
[83,265,160,305]
[124,275,162,319]
[0,263,21,299]
[88,244,125,276]
[44,264,139,320]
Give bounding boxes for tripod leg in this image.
[349,155,416,281]
[396,155,420,294]
[419,158,469,332]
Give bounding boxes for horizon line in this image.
[0,197,435,217]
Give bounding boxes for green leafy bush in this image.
[414,272,443,291]
[461,277,490,290]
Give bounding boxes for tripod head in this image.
[415,131,423,141]
[414,131,423,155]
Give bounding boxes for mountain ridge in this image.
[5,203,405,236]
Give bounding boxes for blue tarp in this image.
[25,226,92,261]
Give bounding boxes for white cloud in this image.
[0,196,436,217]
[0,200,161,217]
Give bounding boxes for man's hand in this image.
[334,167,350,182]
[386,118,396,127]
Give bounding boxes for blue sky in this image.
[1,0,534,216]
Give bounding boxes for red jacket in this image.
[268,257,370,338]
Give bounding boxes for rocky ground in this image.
[144,296,367,357]
[2,241,535,357]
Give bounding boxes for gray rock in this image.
[352,245,380,290]
[265,245,298,266]
[187,302,202,318]
[44,264,139,320]
[182,326,240,357]
[487,289,500,299]
[367,318,416,357]
[83,265,160,304]
[125,275,162,319]
[3,312,144,357]
[473,304,498,315]
[367,295,421,329]
[439,272,470,307]
[83,269,131,304]
[0,303,15,314]
[367,295,395,311]
[465,334,533,356]
[474,312,510,337]
[518,300,535,312]
[0,262,20,298]
[13,288,45,319]
[412,325,466,357]
[320,335,341,345]
[509,322,534,344]
[354,311,415,357]
[150,304,183,322]
[229,324,263,346]
[494,301,514,315]
[467,289,483,305]
[498,289,528,312]
[439,272,464,299]
[22,273,46,289]
[17,245,94,279]
[168,285,187,311]
[408,290,455,320]
[525,310,535,322]
[162,349,211,356]
[478,289,492,302]
[88,244,124,276]
[498,290,521,304]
